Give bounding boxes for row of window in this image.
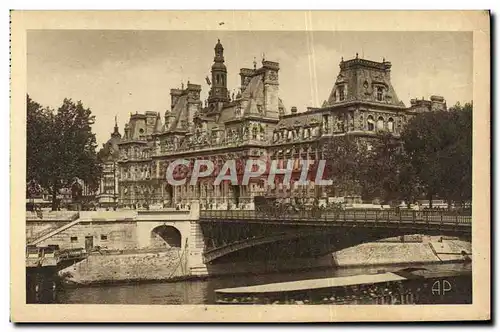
[336,85,385,102]
[365,115,395,132]
[273,126,321,142]
[70,235,108,243]
[214,74,225,86]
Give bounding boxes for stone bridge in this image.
[199,209,472,264]
[26,204,472,275]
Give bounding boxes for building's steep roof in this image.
[242,75,264,115]
[218,104,235,124]
[325,57,405,108]
[168,95,188,131]
[276,111,322,129]
[99,132,121,161]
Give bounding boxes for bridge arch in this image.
[203,227,471,264]
[199,209,472,264]
[150,225,182,248]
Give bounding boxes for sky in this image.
[27,30,472,146]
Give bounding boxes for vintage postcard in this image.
[10,10,490,322]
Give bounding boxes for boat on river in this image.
[214,266,472,305]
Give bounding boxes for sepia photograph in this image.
[10,10,490,322]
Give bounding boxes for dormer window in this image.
[338,86,345,101]
[377,87,384,101]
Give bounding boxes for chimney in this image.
[291,106,298,114]
[430,95,447,112]
[170,88,183,110]
[239,68,255,92]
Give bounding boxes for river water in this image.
[27,262,471,304]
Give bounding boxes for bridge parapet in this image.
[77,201,200,222]
[26,211,79,222]
[200,209,472,226]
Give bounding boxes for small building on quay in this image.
[103,40,447,210]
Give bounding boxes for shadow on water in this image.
[26,261,472,305]
[26,267,59,304]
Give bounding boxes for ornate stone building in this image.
[113,41,447,210]
[97,117,121,208]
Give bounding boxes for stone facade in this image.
[34,206,200,253]
[97,117,121,207]
[112,41,447,209]
[37,221,138,251]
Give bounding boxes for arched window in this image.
[377,116,384,131]
[367,115,375,131]
[252,127,258,139]
[377,87,384,101]
[216,75,220,85]
[387,118,394,132]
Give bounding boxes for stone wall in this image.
[59,249,187,285]
[429,240,471,261]
[26,221,64,241]
[38,221,137,250]
[333,240,471,267]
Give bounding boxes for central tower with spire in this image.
[207,39,230,111]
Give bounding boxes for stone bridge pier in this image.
[134,202,208,275]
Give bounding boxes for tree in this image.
[440,102,472,207]
[361,132,421,205]
[362,132,401,204]
[27,96,54,185]
[393,151,421,207]
[401,102,472,208]
[26,95,102,210]
[321,135,369,198]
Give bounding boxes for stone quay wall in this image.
[60,249,187,285]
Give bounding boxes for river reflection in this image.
[28,262,470,305]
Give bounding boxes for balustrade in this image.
[199,208,472,226]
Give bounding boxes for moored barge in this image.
[215,267,472,305]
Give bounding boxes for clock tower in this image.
[208,39,229,111]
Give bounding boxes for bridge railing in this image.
[199,209,471,225]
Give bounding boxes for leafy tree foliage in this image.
[360,132,422,205]
[362,132,402,203]
[322,102,472,208]
[321,135,369,197]
[401,102,472,207]
[26,95,102,210]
